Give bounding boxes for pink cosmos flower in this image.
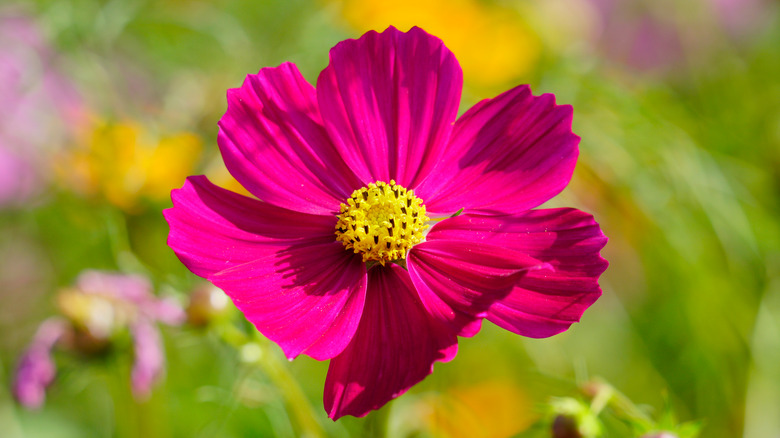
[12,271,185,407]
[165,26,607,419]
[74,271,185,398]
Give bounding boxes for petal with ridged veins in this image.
[324,265,457,419]
[426,209,608,338]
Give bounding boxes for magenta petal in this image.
[218,62,361,214]
[417,85,580,215]
[211,242,367,360]
[427,209,608,338]
[166,176,366,360]
[316,26,463,188]
[164,175,336,278]
[324,265,457,419]
[407,240,551,337]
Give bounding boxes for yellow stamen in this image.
[335,180,429,265]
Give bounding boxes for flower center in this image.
[335,180,429,265]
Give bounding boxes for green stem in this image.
[106,364,141,438]
[587,380,654,430]
[216,323,325,438]
[103,207,145,273]
[0,361,25,438]
[362,404,390,438]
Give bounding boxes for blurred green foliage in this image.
[1,0,779,437]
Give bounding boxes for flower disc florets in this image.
[335,180,429,265]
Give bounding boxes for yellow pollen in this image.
[335,180,429,265]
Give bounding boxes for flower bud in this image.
[549,398,602,438]
[552,414,583,438]
[186,284,232,327]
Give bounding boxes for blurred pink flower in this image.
[75,270,185,327]
[586,0,683,73]
[707,0,772,37]
[73,271,184,398]
[0,8,82,207]
[12,271,184,407]
[129,320,165,398]
[0,147,39,204]
[582,0,774,73]
[12,319,66,409]
[165,27,608,419]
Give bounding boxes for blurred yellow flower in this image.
[328,0,540,89]
[397,381,536,438]
[59,119,202,211]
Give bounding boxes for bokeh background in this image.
[1,0,779,437]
